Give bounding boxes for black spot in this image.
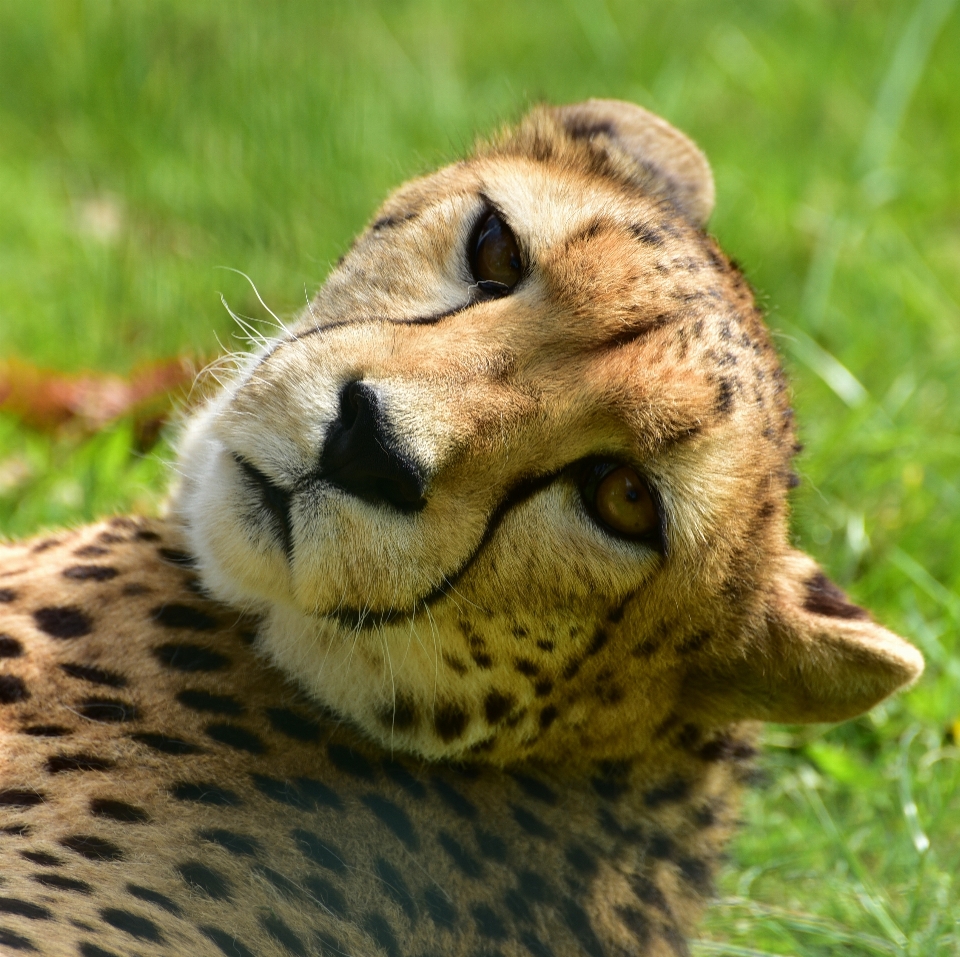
[362,912,399,957]
[61,835,124,861]
[512,806,556,840]
[200,927,257,957]
[90,799,149,823]
[0,898,51,920]
[802,571,869,620]
[565,844,598,876]
[514,658,539,676]
[198,829,261,857]
[79,945,120,957]
[292,829,347,874]
[629,222,664,246]
[328,743,375,780]
[472,903,507,940]
[251,774,309,811]
[0,635,23,658]
[0,589,16,603]
[171,781,241,806]
[46,753,114,773]
[374,693,418,730]
[533,679,553,697]
[62,565,118,582]
[0,675,28,704]
[60,663,126,687]
[205,723,266,754]
[131,732,201,755]
[615,905,650,947]
[538,705,558,731]
[0,789,43,808]
[266,706,320,741]
[483,691,515,725]
[591,760,631,801]
[23,724,70,737]
[644,777,691,808]
[78,697,138,723]
[254,865,302,901]
[295,776,344,811]
[629,874,669,911]
[434,703,468,741]
[648,833,674,858]
[0,927,36,951]
[303,875,348,918]
[473,827,508,862]
[472,650,493,668]
[381,760,427,799]
[677,631,710,654]
[2,824,30,836]
[20,850,62,866]
[361,794,420,851]
[586,628,609,656]
[135,529,161,542]
[716,378,735,414]
[431,777,478,819]
[261,912,307,956]
[517,870,554,904]
[151,603,217,630]
[562,658,582,680]
[31,873,91,894]
[511,773,557,805]
[562,898,606,957]
[74,545,109,557]
[153,643,229,672]
[177,689,244,715]
[126,884,183,915]
[438,831,484,879]
[679,855,712,894]
[32,606,92,639]
[504,888,532,922]
[375,857,417,922]
[176,861,232,899]
[100,907,163,942]
[422,886,457,928]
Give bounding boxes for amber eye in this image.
[582,463,660,541]
[469,212,522,293]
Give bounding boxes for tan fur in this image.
[0,101,921,956]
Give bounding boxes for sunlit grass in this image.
[1,0,958,951]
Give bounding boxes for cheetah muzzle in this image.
[0,100,923,957]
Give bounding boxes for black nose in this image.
[319,381,427,513]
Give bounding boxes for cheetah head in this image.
[169,100,922,765]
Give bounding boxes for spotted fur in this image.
[1,100,922,956]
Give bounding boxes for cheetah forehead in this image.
[168,101,920,764]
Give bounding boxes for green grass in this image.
[2,1,959,952]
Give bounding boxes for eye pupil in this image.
[470,212,522,291]
[589,465,659,540]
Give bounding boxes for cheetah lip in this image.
[233,455,293,558]
[322,469,561,631]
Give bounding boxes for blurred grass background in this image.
[1,0,958,953]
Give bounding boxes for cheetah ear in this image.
[689,550,924,724]
[551,99,715,226]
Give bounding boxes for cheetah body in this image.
[0,100,922,957]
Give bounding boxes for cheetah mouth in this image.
[233,455,294,558]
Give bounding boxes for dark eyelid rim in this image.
[576,458,667,553]
[469,194,527,293]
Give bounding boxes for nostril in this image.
[320,381,427,513]
[338,381,363,431]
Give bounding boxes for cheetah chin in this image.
[170,99,921,766]
[1,99,922,957]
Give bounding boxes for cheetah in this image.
[0,100,922,957]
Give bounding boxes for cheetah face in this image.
[170,101,922,764]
